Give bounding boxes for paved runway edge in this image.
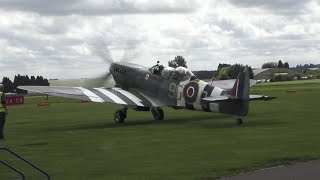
[219,159,320,180]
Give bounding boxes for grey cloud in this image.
[0,0,196,16]
[228,0,310,15]
[1,0,320,80]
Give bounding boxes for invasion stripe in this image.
[76,87,104,103]
[94,88,127,105]
[111,90,140,107]
[201,84,214,112]
[114,89,144,107]
[129,90,152,107]
[91,88,115,104]
[209,103,219,112]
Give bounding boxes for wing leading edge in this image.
[18,86,159,107]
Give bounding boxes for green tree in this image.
[228,64,242,79]
[215,64,254,80]
[215,67,230,80]
[278,60,284,68]
[213,63,231,78]
[168,56,187,68]
[262,62,277,69]
[248,66,254,79]
[1,77,14,93]
[283,62,289,68]
[217,63,231,70]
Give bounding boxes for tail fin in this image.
[230,66,250,101]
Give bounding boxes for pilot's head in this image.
[159,65,164,71]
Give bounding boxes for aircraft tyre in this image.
[236,118,243,125]
[114,110,125,123]
[151,107,164,121]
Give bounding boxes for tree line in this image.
[214,63,254,80]
[296,63,320,71]
[1,75,50,93]
[261,60,289,69]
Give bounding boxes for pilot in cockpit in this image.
[152,61,164,75]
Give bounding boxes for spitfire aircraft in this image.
[19,62,275,125]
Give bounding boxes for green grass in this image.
[1,82,320,179]
[257,79,320,86]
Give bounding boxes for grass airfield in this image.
[1,80,320,179]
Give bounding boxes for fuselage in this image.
[109,62,248,116]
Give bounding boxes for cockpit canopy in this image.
[149,65,196,81]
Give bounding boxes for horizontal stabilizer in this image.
[249,95,277,101]
[202,96,237,103]
[202,94,276,103]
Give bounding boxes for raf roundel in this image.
[145,74,150,80]
[183,81,199,104]
[186,86,195,98]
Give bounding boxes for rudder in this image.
[229,66,250,116]
[230,66,250,101]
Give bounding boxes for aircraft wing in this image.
[18,86,159,107]
[210,79,257,89]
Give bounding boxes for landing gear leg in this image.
[114,107,128,124]
[236,117,243,125]
[122,107,128,119]
[151,107,164,121]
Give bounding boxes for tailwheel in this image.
[236,118,243,125]
[151,107,164,121]
[114,108,127,124]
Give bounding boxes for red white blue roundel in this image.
[183,81,199,104]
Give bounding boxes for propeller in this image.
[120,41,140,62]
[84,40,140,88]
[93,41,114,65]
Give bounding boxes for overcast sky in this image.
[1,0,320,79]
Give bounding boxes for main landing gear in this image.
[151,107,164,121]
[113,107,164,123]
[114,107,127,123]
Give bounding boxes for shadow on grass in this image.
[46,114,287,132]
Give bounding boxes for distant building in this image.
[253,68,303,80]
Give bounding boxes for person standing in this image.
[0,84,8,140]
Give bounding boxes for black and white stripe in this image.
[201,84,214,112]
[94,88,127,105]
[77,87,153,107]
[76,87,104,102]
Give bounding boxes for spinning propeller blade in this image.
[87,40,141,88]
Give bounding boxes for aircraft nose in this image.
[109,63,115,73]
